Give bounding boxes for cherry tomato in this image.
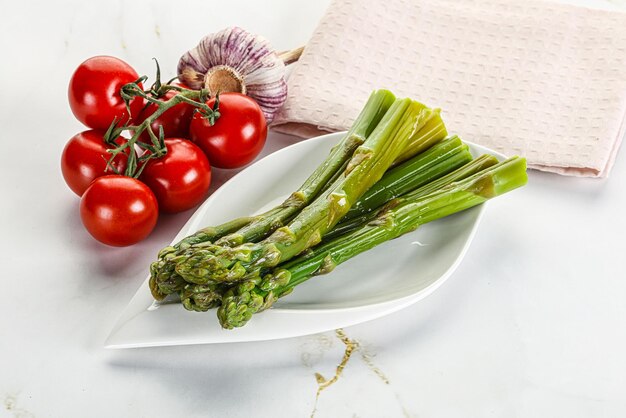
[140,139,211,213]
[80,176,158,246]
[136,84,195,143]
[61,130,131,196]
[189,93,267,169]
[68,56,144,129]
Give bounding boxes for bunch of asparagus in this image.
[149,89,528,329]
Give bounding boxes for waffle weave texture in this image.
[273,0,626,177]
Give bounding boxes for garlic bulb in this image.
[178,27,288,123]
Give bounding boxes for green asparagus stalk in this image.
[326,153,499,239]
[217,156,528,328]
[173,98,432,285]
[149,89,396,300]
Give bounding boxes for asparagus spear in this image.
[149,89,396,300]
[173,98,432,285]
[217,156,528,328]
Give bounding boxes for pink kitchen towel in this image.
[272,0,626,177]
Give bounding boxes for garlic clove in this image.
[178,27,288,123]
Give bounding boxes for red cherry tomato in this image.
[189,93,267,169]
[136,84,195,143]
[68,56,144,129]
[61,130,131,196]
[140,139,211,213]
[80,176,158,246]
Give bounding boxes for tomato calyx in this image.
[101,60,221,179]
[197,93,221,125]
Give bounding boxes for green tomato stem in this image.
[102,67,219,178]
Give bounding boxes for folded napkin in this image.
[272,0,626,177]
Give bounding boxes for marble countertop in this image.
[1,0,626,417]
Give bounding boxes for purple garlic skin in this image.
[178,27,288,123]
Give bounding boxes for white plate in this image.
[105,132,505,348]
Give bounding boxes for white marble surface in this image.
[1,0,626,417]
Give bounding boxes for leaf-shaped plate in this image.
[105,132,504,348]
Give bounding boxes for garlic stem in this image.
[278,46,305,65]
